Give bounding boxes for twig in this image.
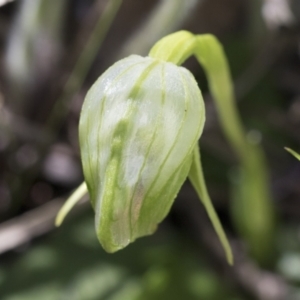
[0,196,88,255]
[175,188,289,300]
[0,0,15,8]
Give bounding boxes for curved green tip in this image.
[55,182,88,226]
[285,147,300,161]
[149,30,195,65]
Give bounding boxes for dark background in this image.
[0,0,300,299]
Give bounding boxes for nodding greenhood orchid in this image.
[56,31,252,266]
[79,55,205,253]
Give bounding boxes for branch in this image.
[0,196,88,255]
[175,189,289,300]
[0,0,15,8]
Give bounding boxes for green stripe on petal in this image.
[79,55,204,253]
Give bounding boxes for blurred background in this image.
[0,0,300,299]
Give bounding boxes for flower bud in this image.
[79,55,205,253]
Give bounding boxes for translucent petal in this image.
[79,55,205,252]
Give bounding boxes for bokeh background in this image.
[0,0,300,299]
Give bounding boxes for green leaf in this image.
[188,145,233,265]
[285,147,300,161]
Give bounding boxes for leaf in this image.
[55,182,88,226]
[188,144,233,265]
[285,147,300,161]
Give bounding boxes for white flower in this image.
[79,55,205,252]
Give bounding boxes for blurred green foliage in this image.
[0,211,244,300]
[0,0,300,299]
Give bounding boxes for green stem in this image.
[150,31,235,264]
[151,32,249,161]
[193,35,249,161]
[150,30,276,264]
[193,34,275,265]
